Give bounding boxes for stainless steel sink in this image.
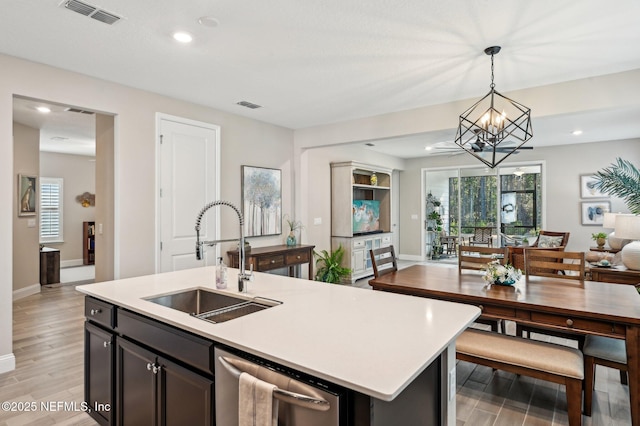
[145,288,281,323]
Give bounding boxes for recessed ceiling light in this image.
[173,31,193,43]
[425,146,433,151]
[36,106,51,113]
[572,130,583,136]
[198,16,219,27]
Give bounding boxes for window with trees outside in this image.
[424,164,542,256]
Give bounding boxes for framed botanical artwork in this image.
[580,174,608,199]
[18,174,37,217]
[241,165,282,237]
[581,201,610,226]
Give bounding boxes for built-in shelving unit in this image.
[331,161,393,283]
[83,221,95,265]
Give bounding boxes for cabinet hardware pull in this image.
[566,319,574,327]
[271,260,275,263]
[152,364,161,374]
[90,308,102,315]
[147,363,153,371]
[297,255,301,259]
[103,341,111,348]
[478,305,484,311]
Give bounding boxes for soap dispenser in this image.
[216,257,228,289]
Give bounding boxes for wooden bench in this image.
[456,329,584,426]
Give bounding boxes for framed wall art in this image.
[581,201,610,226]
[580,174,608,199]
[241,165,282,237]
[18,174,37,217]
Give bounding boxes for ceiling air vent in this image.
[236,101,262,109]
[62,0,121,25]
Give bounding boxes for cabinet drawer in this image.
[257,255,286,270]
[353,240,366,249]
[85,297,116,329]
[529,311,624,337]
[117,309,214,375]
[286,250,310,265]
[381,234,392,244]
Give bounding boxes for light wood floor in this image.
[0,284,632,425]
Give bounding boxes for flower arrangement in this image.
[483,260,522,285]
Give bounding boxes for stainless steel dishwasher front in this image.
[214,347,342,426]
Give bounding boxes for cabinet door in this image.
[116,338,157,426]
[85,322,114,426]
[353,250,366,273]
[158,356,214,426]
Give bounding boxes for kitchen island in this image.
[77,267,479,425]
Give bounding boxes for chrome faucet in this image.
[195,200,253,292]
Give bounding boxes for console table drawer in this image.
[257,255,286,270]
[286,250,310,265]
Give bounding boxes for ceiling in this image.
[5,0,640,158]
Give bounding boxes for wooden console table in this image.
[227,244,315,280]
[590,266,640,285]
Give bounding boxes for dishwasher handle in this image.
[218,356,331,412]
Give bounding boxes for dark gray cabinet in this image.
[116,337,214,426]
[85,322,114,425]
[84,296,214,426]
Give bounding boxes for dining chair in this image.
[469,227,494,247]
[369,245,398,278]
[524,249,585,280]
[518,250,586,341]
[458,245,509,271]
[583,334,628,416]
[458,245,509,333]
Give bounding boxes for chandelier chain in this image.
[490,52,495,89]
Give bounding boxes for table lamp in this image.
[614,214,640,270]
[603,212,630,250]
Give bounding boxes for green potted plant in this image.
[314,245,352,284]
[591,232,608,248]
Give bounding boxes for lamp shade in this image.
[602,212,618,229]
[614,214,640,240]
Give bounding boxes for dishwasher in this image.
[214,347,343,426]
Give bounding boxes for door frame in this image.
[155,113,221,273]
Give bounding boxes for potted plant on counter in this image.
[314,245,352,284]
[592,232,608,248]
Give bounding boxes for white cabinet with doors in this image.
[331,161,393,283]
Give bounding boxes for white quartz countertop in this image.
[77,267,479,401]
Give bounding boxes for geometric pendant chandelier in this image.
[454,46,533,168]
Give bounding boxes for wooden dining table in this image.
[369,264,640,425]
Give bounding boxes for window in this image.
[40,177,64,243]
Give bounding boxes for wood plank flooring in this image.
[0,283,632,425]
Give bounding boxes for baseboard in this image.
[0,353,16,374]
[13,283,41,300]
[399,254,424,262]
[61,259,84,268]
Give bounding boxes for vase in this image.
[596,237,606,248]
[286,231,297,246]
[494,278,515,286]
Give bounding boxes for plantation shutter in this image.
[40,177,64,243]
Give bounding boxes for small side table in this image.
[590,246,621,253]
[40,247,60,285]
[590,266,640,285]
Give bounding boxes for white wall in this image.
[0,53,294,373]
[40,152,96,264]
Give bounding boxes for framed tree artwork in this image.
[241,166,282,237]
[18,174,37,216]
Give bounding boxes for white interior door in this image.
[158,116,219,272]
